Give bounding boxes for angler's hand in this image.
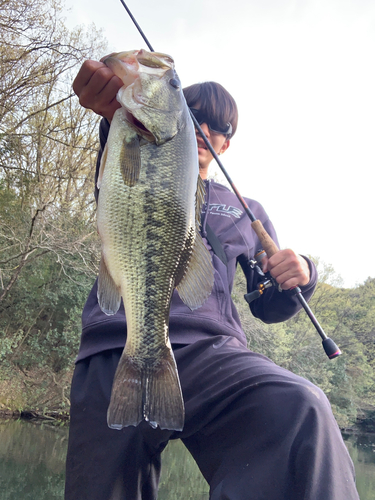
[73,60,122,122]
[261,249,310,290]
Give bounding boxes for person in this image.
[65,58,359,500]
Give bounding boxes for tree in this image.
[0,0,106,300]
[0,0,107,410]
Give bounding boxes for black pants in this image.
[65,336,359,500]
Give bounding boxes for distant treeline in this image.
[234,264,375,430]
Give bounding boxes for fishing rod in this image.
[117,0,341,360]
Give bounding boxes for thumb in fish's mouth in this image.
[102,50,141,89]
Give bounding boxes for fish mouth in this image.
[104,50,171,141]
[104,50,173,88]
[104,50,177,143]
[124,109,154,140]
[136,50,174,70]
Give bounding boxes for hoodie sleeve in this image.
[239,216,318,324]
[94,118,111,204]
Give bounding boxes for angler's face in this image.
[194,112,230,179]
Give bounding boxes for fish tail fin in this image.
[143,349,185,431]
[107,353,143,430]
[107,348,184,432]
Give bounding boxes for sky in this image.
[64,0,375,288]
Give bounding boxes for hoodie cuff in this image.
[299,255,318,293]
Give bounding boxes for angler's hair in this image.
[183,81,238,139]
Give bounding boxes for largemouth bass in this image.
[96,50,214,431]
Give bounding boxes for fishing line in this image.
[116,0,257,221]
[116,0,341,359]
[118,0,154,51]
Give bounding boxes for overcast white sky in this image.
[64,0,375,288]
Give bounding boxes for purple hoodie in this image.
[76,119,317,362]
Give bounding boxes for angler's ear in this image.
[220,139,230,155]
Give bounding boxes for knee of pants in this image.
[261,377,334,431]
[220,375,337,450]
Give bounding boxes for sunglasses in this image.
[189,108,232,137]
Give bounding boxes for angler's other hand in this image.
[73,60,122,122]
[261,249,310,290]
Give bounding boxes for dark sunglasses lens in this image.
[211,122,232,136]
[190,108,231,136]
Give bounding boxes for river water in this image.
[0,420,374,499]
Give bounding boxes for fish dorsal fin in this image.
[176,231,214,311]
[120,133,141,187]
[97,142,108,190]
[97,257,121,315]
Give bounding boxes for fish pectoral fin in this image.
[176,233,214,311]
[120,133,141,187]
[97,257,121,315]
[107,348,185,432]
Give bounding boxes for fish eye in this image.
[169,78,180,90]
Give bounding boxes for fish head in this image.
[103,49,187,145]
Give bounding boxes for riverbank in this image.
[1,365,375,431]
[1,408,374,434]
[0,365,73,422]
[0,409,69,422]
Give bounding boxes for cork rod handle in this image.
[251,220,279,258]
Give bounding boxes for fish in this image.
[96,49,214,431]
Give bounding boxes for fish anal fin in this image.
[108,348,184,432]
[97,257,121,315]
[176,232,214,311]
[120,134,141,187]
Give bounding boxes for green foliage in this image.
[159,440,209,499]
[0,0,103,412]
[234,259,375,429]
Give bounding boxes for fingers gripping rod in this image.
[118,0,341,359]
